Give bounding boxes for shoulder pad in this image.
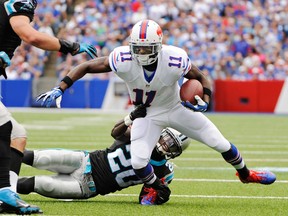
[4,0,36,17]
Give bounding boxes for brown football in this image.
[180,79,203,105]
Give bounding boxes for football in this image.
[180,79,203,105]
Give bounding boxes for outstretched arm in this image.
[111,104,147,140]
[58,57,111,91]
[111,120,130,141]
[36,57,111,107]
[10,16,97,58]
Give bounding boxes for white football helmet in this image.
[156,128,191,159]
[129,19,163,66]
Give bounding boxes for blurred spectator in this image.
[6,0,288,81]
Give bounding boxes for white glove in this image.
[36,87,63,108]
[181,95,208,112]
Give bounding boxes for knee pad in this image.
[35,175,83,199]
[10,118,26,139]
[33,149,83,173]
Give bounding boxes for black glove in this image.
[0,68,7,79]
[129,104,147,120]
[124,104,147,126]
[59,39,98,59]
[138,183,171,205]
[156,184,171,205]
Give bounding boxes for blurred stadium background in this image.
[2,1,288,214]
[1,0,288,113]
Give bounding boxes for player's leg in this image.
[130,118,170,205]
[18,175,85,199]
[170,105,276,184]
[20,150,96,198]
[0,121,12,190]
[23,149,84,173]
[169,106,231,152]
[0,103,41,214]
[223,143,276,184]
[0,102,14,192]
[10,118,30,193]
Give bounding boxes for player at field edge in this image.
[37,19,276,205]
[17,105,191,205]
[0,0,97,214]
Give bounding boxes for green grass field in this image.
[10,109,288,216]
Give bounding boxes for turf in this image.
[10,109,288,216]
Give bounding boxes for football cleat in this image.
[140,187,157,205]
[236,170,276,185]
[0,189,42,214]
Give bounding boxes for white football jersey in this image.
[109,45,191,108]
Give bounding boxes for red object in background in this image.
[131,1,141,12]
[214,80,284,112]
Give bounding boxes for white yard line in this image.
[183,150,288,155]
[173,178,288,183]
[174,158,288,162]
[107,193,288,200]
[174,166,288,172]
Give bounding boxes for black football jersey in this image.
[0,0,36,58]
[89,139,173,195]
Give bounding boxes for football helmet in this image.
[129,20,163,66]
[156,128,191,159]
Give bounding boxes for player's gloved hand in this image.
[181,95,208,112]
[156,184,171,205]
[124,104,147,126]
[130,104,147,120]
[139,183,171,205]
[75,43,98,59]
[36,87,63,108]
[0,51,11,79]
[59,39,97,59]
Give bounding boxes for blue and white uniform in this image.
[109,45,231,169]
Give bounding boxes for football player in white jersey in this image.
[38,19,276,205]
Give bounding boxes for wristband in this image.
[203,87,212,97]
[124,115,133,126]
[61,76,73,88]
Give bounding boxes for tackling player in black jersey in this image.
[17,105,191,205]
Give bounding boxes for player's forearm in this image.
[111,120,128,139]
[25,32,61,51]
[59,57,110,91]
[10,16,61,51]
[185,64,212,103]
